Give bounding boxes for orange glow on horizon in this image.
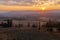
[0,0,60,11]
[0,4,60,11]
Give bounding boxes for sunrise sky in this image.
[0,0,60,11]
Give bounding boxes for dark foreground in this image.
[0,29,60,40]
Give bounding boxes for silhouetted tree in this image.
[2,23,8,28]
[57,22,60,32]
[19,24,20,27]
[0,22,3,28]
[38,22,40,30]
[32,24,37,28]
[27,23,30,27]
[7,19,12,27]
[20,24,23,27]
[45,19,54,32]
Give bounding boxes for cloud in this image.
[0,1,7,4]
[0,0,60,6]
[0,0,60,11]
[7,1,19,5]
[0,1,19,5]
[0,0,32,6]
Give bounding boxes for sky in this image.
[0,0,60,11]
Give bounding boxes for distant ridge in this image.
[0,10,60,20]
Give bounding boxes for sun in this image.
[41,7,46,10]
